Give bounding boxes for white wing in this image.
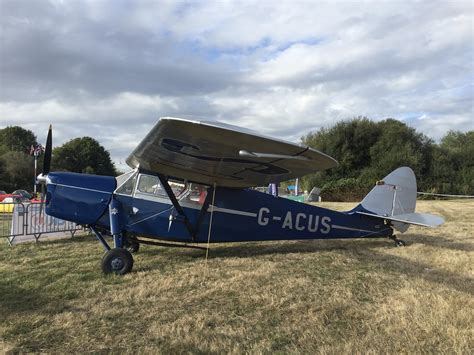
[126,117,338,188]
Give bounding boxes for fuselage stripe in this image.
[48,183,111,194]
[332,224,377,233]
[210,206,257,217]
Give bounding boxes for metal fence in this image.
[0,202,83,245]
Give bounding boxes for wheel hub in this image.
[110,256,124,270]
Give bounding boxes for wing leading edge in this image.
[126,117,338,188]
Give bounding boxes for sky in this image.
[1,0,473,171]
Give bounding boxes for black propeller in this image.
[39,125,52,216]
[43,124,52,175]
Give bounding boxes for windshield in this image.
[115,170,138,195]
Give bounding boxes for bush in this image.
[320,178,371,202]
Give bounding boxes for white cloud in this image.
[0,0,472,168]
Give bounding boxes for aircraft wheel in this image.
[102,248,134,275]
[395,239,406,247]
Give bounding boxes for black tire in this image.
[396,239,406,247]
[101,248,134,275]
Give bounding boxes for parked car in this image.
[12,190,33,200]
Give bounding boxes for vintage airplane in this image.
[37,117,444,275]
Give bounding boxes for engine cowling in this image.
[46,172,116,225]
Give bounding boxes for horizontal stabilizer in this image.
[357,211,445,229]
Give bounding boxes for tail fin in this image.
[361,167,417,217]
[355,167,444,232]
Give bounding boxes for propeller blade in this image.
[43,124,52,175]
[39,124,52,217]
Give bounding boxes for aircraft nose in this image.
[37,173,48,184]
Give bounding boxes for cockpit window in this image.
[137,175,164,195]
[169,181,186,197]
[115,170,138,195]
[186,183,208,204]
[134,174,186,200]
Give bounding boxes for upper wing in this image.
[126,117,338,188]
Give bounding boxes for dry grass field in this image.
[0,200,472,353]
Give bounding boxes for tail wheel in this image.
[395,239,406,247]
[389,235,406,247]
[102,248,134,275]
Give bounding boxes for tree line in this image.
[301,117,473,200]
[1,120,473,199]
[0,126,116,192]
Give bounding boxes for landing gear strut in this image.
[389,235,406,247]
[90,226,135,275]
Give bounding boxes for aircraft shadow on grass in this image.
[137,237,473,296]
[0,278,53,317]
[408,233,474,252]
[31,229,473,297]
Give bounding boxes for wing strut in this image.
[157,174,196,239]
[193,185,214,240]
[205,183,217,261]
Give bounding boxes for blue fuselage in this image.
[46,172,393,243]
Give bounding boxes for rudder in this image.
[355,167,444,233]
[359,167,417,217]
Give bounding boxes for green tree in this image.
[301,117,382,191]
[0,126,38,192]
[302,117,381,180]
[368,119,433,188]
[434,131,474,194]
[0,126,38,153]
[0,151,34,191]
[52,137,116,176]
[0,158,8,191]
[300,117,434,200]
[0,143,8,156]
[441,131,474,166]
[428,145,455,194]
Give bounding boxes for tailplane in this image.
[354,167,444,232]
